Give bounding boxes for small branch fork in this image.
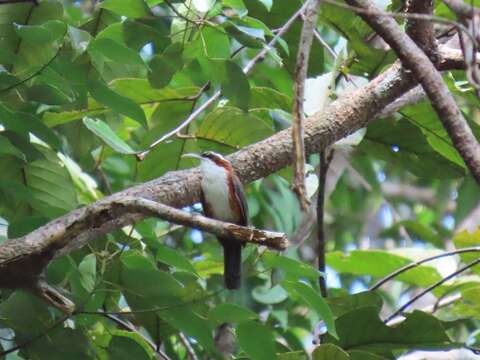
[292,0,321,211]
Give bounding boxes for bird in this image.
[182,151,249,290]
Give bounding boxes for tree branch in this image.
[384,258,480,323]
[0,47,464,293]
[292,0,321,211]
[317,149,334,298]
[370,246,480,291]
[345,0,480,185]
[405,0,438,62]
[0,197,287,289]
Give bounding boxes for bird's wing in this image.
[200,190,214,218]
[232,174,249,227]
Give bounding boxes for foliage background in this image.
[0,0,480,359]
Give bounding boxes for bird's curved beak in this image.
[181,153,202,160]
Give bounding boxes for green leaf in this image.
[263,253,322,279]
[23,327,95,359]
[89,38,146,66]
[120,251,215,353]
[283,281,337,338]
[148,42,184,88]
[88,80,147,127]
[0,291,53,336]
[326,292,383,318]
[250,87,292,111]
[209,303,258,324]
[107,335,152,360]
[313,344,350,360]
[194,107,273,149]
[0,135,25,161]
[156,243,198,274]
[83,117,137,154]
[24,145,77,218]
[332,307,454,352]
[401,101,465,168]
[222,60,251,110]
[453,229,480,268]
[359,118,465,179]
[237,321,278,360]
[327,250,442,288]
[78,254,96,293]
[0,103,61,150]
[252,284,288,304]
[15,20,66,44]
[200,26,231,59]
[100,0,151,18]
[43,81,198,127]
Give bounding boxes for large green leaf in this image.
[329,307,454,352]
[148,42,184,88]
[194,106,273,149]
[263,252,322,279]
[209,303,258,324]
[327,250,442,288]
[43,81,198,127]
[359,118,465,179]
[89,37,146,67]
[119,251,215,353]
[15,19,66,44]
[156,243,198,274]
[283,281,337,338]
[401,101,465,168]
[237,321,278,360]
[101,0,151,18]
[107,334,152,360]
[313,344,350,360]
[88,80,147,127]
[83,117,137,154]
[24,144,77,218]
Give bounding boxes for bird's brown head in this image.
[200,151,232,169]
[183,151,233,171]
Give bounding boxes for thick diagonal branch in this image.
[345,0,480,185]
[0,48,464,290]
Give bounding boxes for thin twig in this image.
[137,1,311,160]
[386,293,461,326]
[179,333,199,360]
[370,246,480,290]
[292,0,320,211]
[405,0,438,62]
[384,259,480,323]
[317,149,333,297]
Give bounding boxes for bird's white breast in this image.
[200,160,235,222]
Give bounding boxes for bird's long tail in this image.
[221,239,242,290]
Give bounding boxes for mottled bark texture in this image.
[405,0,438,63]
[292,0,322,210]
